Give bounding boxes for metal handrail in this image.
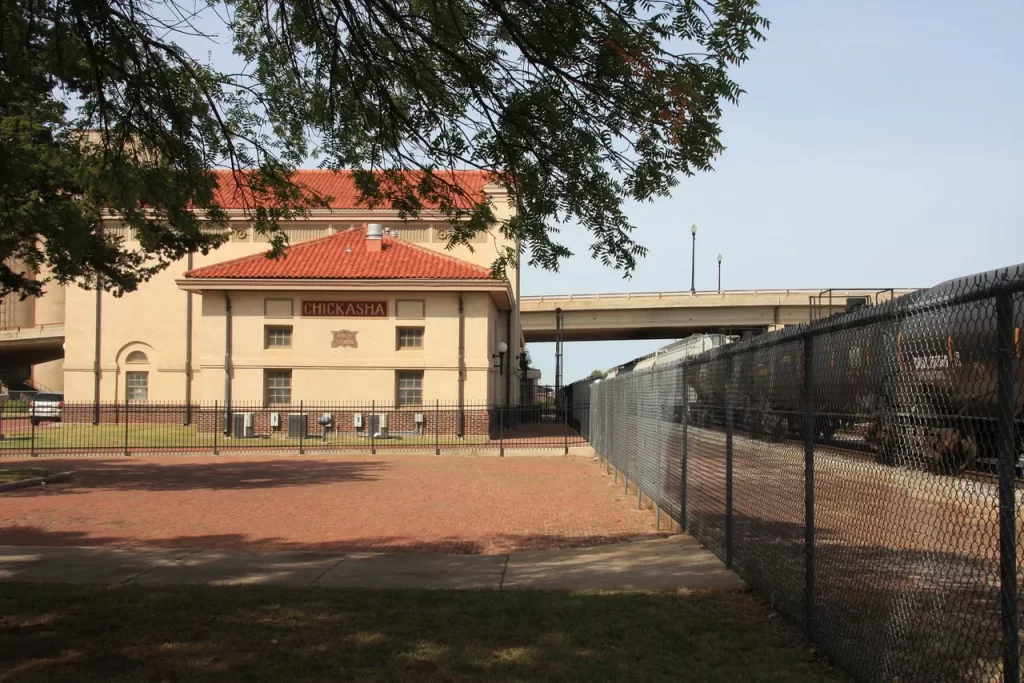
[521,288,917,302]
[0,323,65,334]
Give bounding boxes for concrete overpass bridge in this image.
[0,324,65,366]
[520,288,914,343]
[0,289,913,388]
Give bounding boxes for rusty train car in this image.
[684,276,1024,472]
[868,289,1024,471]
[565,267,1024,474]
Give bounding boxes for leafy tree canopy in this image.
[590,368,608,379]
[0,0,767,298]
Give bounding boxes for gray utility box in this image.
[232,412,254,438]
[368,413,389,437]
[287,413,307,439]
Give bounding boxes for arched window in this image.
[125,351,148,364]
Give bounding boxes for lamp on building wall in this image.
[492,341,508,375]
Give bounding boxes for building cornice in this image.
[174,277,515,308]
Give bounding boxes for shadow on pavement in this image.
[0,457,389,494]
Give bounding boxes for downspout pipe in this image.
[184,253,193,424]
[458,294,465,438]
[223,291,232,434]
[505,309,512,410]
[92,275,102,425]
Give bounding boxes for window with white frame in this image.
[125,371,149,401]
[264,370,292,405]
[265,326,293,348]
[397,327,424,349]
[396,371,423,407]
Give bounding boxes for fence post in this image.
[30,410,36,458]
[123,396,130,457]
[725,356,734,569]
[563,397,570,455]
[299,400,305,455]
[434,399,440,456]
[803,334,816,639]
[996,290,1019,683]
[681,363,688,532]
[213,400,218,455]
[499,403,505,457]
[371,401,376,455]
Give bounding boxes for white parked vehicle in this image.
[29,393,64,426]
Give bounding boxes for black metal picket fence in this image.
[0,398,586,456]
[566,264,1024,683]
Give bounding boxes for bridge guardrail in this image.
[521,288,917,304]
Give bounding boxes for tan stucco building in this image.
[7,170,524,409]
[177,225,515,408]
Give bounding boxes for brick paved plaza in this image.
[0,454,660,554]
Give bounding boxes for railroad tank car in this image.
[741,341,804,441]
[681,275,1023,473]
[868,291,1024,472]
[732,333,867,444]
[569,266,1024,475]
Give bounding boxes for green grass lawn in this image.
[0,467,52,483]
[0,424,490,452]
[0,584,843,682]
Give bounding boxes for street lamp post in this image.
[689,223,697,294]
[717,253,723,293]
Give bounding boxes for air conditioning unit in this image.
[232,412,255,438]
[287,413,307,439]
[368,412,389,438]
[270,412,281,429]
[414,413,425,424]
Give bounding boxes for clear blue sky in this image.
[526,0,1023,384]
[176,1,1023,385]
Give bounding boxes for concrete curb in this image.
[0,471,73,493]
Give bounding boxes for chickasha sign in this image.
[302,301,388,317]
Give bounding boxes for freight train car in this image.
[684,280,1024,473]
[867,289,1024,471]
[566,267,1024,475]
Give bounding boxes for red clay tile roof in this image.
[212,169,495,210]
[184,228,496,280]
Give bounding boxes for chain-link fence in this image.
[567,264,1024,683]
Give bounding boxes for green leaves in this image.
[0,0,767,297]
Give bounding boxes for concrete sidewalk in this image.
[0,535,744,591]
